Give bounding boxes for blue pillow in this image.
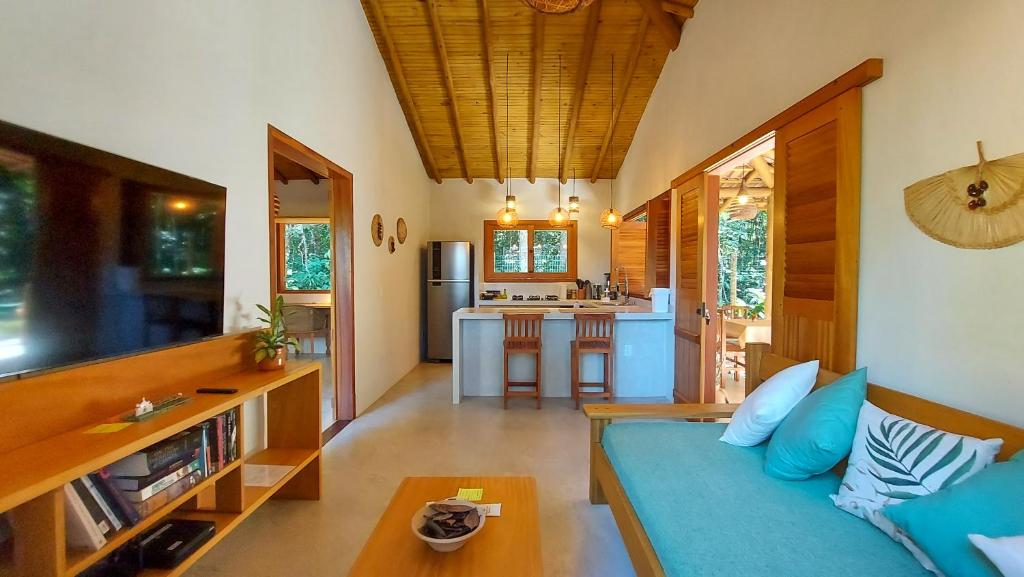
[763,367,867,480]
[883,450,1024,577]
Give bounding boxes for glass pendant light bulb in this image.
[737,193,750,205]
[599,55,621,231]
[505,194,517,211]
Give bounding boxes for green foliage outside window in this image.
[283,223,331,291]
[493,229,528,273]
[0,165,35,331]
[718,211,768,310]
[533,230,568,273]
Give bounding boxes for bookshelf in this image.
[0,333,323,577]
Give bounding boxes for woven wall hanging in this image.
[904,141,1024,249]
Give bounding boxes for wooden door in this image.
[771,88,861,373]
[611,220,648,297]
[674,174,719,403]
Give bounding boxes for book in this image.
[214,414,226,473]
[226,409,238,462]
[91,469,140,527]
[107,427,204,477]
[133,470,204,519]
[118,459,202,503]
[110,449,199,491]
[81,474,123,532]
[63,483,107,551]
[199,421,211,478]
[70,478,113,536]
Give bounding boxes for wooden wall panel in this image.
[646,190,672,289]
[611,221,648,297]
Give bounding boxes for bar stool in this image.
[502,314,543,409]
[571,313,615,410]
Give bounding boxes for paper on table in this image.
[244,464,294,487]
[85,423,133,434]
[456,488,483,501]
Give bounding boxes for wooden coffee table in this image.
[348,476,542,576]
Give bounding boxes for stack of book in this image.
[64,409,238,551]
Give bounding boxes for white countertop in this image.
[454,302,673,321]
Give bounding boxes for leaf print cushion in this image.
[831,401,1002,573]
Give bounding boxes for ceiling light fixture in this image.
[520,0,595,15]
[600,54,622,230]
[568,167,580,217]
[549,54,570,228]
[497,52,519,228]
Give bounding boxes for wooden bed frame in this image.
[584,342,1024,577]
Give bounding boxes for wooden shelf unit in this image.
[0,333,323,577]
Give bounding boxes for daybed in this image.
[584,343,1024,577]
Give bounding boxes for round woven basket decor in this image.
[904,150,1024,249]
[520,0,595,14]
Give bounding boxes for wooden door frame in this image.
[268,125,356,424]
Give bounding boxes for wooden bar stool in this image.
[502,314,544,409]
[571,313,615,410]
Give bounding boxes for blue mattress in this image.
[602,421,931,577]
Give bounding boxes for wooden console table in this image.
[0,333,322,577]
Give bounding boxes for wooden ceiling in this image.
[361,0,697,184]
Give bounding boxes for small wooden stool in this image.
[571,313,615,410]
[502,314,543,409]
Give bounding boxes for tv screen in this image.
[0,120,226,379]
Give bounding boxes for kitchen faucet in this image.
[614,265,630,305]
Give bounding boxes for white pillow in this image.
[831,401,1002,571]
[970,534,1024,577]
[719,359,818,446]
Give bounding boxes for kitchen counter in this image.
[451,303,674,403]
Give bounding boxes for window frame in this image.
[483,220,578,282]
[276,217,332,294]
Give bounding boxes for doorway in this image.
[708,136,774,403]
[267,126,355,438]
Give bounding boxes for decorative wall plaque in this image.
[396,217,408,244]
[370,214,384,247]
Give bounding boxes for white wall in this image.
[429,178,613,298]
[0,1,431,418]
[617,0,1024,425]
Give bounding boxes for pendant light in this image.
[496,52,519,228]
[736,163,751,205]
[548,55,570,228]
[568,168,581,217]
[600,54,622,230]
[521,0,595,15]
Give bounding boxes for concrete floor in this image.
[187,363,636,577]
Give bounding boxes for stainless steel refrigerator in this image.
[426,241,473,360]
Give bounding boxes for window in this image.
[277,219,332,292]
[483,220,577,282]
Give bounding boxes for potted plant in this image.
[254,295,299,371]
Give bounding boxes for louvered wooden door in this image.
[674,174,719,403]
[771,88,862,374]
[611,220,648,297]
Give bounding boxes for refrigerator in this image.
[426,241,473,360]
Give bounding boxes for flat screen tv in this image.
[0,120,226,379]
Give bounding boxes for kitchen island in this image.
[451,302,674,404]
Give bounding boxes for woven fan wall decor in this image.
[904,142,1024,249]
[520,0,595,14]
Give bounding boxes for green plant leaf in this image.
[256,304,271,315]
[910,432,946,471]
[866,433,897,461]
[920,437,964,483]
[892,422,916,455]
[255,348,268,362]
[938,451,977,491]
[898,428,940,461]
[879,490,920,500]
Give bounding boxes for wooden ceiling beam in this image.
[425,0,473,183]
[749,154,774,189]
[636,0,680,50]
[527,12,545,184]
[560,0,602,184]
[364,0,442,184]
[661,0,694,19]
[479,0,504,184]
[590,16,649,183]
[274,168,288,185]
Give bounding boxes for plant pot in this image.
[257,347,287,371]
